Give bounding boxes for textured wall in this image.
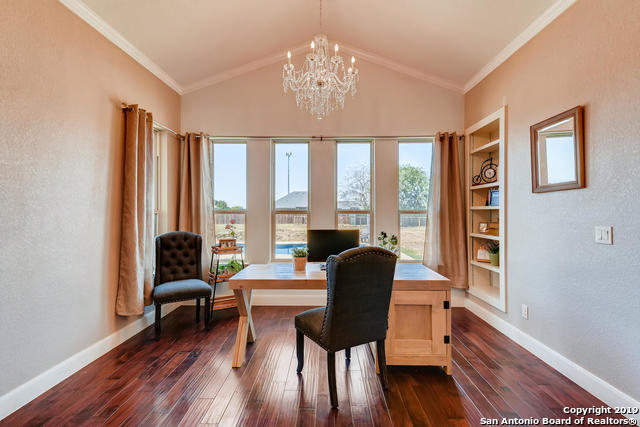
[181,58,464,136]
[182,58,465,301]
[0,0,181,396]
[465,0,640,400]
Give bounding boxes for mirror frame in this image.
[530,106,584,193]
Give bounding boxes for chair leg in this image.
[204,297,211,327]
[296,329,304,373]
[154,304,161,338]
[345,347,351,360]
[376,339,389,390]
[211,282,217,313]
[196,298,201,322]
[327,351,338,408]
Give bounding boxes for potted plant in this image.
[219,219,238,248]
[292,247,308,271]
[377,231,399,254]
[487,241,499,266]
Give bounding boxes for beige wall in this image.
[465,0,640,401]
[0,0,181,397]
[181,57,463,136]
[185,62,463,300]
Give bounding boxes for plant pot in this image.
[489,252,499,266]
[293,257,307,271]
[219,238,236,248]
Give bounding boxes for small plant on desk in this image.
[377,231,398,253]
[292,247,308,271]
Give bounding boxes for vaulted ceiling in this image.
[70,0,571,94]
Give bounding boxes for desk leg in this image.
[232,289,255,368]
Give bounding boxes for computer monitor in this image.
[307,229,360,262]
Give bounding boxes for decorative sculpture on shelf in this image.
[472,157,498,185]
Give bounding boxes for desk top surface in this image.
[229,262,450,291]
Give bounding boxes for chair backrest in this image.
[320,246,397,351]
[155,231,202,286]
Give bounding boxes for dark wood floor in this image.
[2,306,623,426]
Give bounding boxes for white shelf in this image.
[470,139,500,154]
[470,233,500,241]
[470,182,499,190]
[465,105,506,313]
[470,260,500,273]
[470,206,499,210]
[468,285,501,307]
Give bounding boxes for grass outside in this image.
[213,222,425,261]
[215,223,245,244]
[400,225,426,261]
[275,223,307,243]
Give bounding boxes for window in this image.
[398,139,433,261]
[272,141,309,258]
[153,129,161,236]
[336,141,373,245]
[214,141,247,247]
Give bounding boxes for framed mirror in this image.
[530,106,584,193]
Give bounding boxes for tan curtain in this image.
[116,105,155,315]
[424,132,468,288]
[177,132,215,277]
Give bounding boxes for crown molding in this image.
[182,44,310,94]
[339,44,464,93]
[59,0,574,97]
[463,0,577,93]
[184,42,464,94]
[58,0,183,94]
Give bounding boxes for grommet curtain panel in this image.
[424,132,468,288]
[177,133,215,279]
[116,105,155,315]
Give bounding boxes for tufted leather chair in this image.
[294,246,397,408]
[153,231,212,337]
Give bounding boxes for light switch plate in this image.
[595,226,613,245]
[521,304,529,320]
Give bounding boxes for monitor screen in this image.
[307,229,360,262]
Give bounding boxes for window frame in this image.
[397,137,434,262]
[152,128,161,237]
[335,139,374,246]
[271,139,311,261]
[212,138,248,247]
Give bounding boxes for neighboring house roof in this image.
[337,200,364,210]
[275,191,308,210]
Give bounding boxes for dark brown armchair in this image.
[153,231,212,337]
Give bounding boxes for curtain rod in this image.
[122,105,461,142]
[122,104,185,140]
[206,135,449,141]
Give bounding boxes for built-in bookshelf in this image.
[465,106,507,312]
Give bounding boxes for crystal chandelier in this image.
[282,1,359,119]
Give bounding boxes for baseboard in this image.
[464,297,640,422]
[214,289,466,308]
[0,302,181,421]
[251,292,326,306]
[451,288,466,307]
[180,292,326,307]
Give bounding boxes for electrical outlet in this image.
[595,226,613,244]
[521,304,529,320]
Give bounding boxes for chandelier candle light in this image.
[283,35,359,120]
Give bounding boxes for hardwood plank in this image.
[2,306,628,427]
[451,346,520,419]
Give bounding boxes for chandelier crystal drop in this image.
[282,34,359,120]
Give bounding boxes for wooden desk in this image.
[229,263,451,372]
